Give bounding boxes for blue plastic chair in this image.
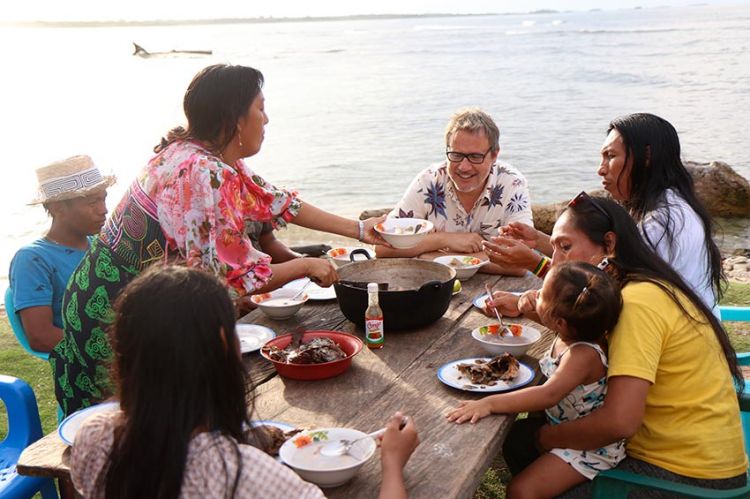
[0,375,58,499]
[4,287,50,360]
[720,306,750,322]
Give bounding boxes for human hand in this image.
[445,399,493,424]
[441,232,485,253]
[361,216,391,246]
[482,291,522,318]
[303,258,338,287]
[498,222,540,249]
[380,411,419,471]
[234,295,256,318]
[517,289,539,315]
[482,236,540,271]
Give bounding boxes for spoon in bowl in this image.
[484,283,512,337]
[320,417,409,457]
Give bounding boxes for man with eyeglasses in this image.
[376,108,533,275]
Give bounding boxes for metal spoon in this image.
[320,417,409,457]
[484,284,512,337]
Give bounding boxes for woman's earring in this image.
[237,127,243,148]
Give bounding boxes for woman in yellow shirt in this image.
[485,193,746,496]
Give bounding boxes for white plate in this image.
[283,278,337,301]
[58,401,120,445]
[250,420,297,462]
[437,357,535,393]
[472,292,523,310]
[237,324,276,353]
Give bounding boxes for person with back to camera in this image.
[485,113,724,315]
[486,193,746,495]
[69,265,420,499]
[51,63,389,418]
[375,107,533,275]
[9,155,113,353]
[447,262,625,498]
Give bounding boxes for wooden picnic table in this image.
[17,271,553,498]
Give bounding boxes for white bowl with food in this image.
[471,323,541,357]
[250,288,308,320]
[433,255,488,280]
[279,427,377,487]
[374,218,433,249]
[326,246,375,267]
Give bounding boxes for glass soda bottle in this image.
[365,282,384,349]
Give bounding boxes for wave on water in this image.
[576,27,696,35]
[521,20,536,27]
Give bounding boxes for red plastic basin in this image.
[260,330,363,380]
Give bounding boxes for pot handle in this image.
[350,248,372,262]
[418,280,443,293]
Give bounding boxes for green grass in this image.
[1,282,749,498]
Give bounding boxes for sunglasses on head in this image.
[568,191,612,223]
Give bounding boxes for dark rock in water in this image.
[360,162,750,235]
[685,161,750,217]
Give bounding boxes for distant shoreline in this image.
[5,9,579,29]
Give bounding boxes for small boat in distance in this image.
[132,43,212,57]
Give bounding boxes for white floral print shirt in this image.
[389,160,534,238]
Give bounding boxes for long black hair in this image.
[608,112,725,301]
[564,195,742,390]
[155,64,265,154]
[105,265,251,499]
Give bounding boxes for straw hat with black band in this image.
[29,155,116,205]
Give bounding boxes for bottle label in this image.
[365,319,384,345]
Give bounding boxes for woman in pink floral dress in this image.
[52,63,385,417]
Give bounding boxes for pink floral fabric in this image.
[140,140,301,297]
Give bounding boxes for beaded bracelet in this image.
[358,220,365,241]
[533,255,551,278]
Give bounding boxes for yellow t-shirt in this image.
[608,281,747,479]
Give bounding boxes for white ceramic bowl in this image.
[433,255,487,280]
[374,218,433,249]
[471,323,542,357]
[326,246,375,268]
[279,427,376,487]
[250,288,309,320]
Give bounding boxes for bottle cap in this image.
[367,282,378,293]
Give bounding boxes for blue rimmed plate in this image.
[58,400,120,445]
[437,357,535,393]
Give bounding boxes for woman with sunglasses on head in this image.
[486,113,723,315]
[70,265,419,499]
[495,194,746,496]
[52,63,388,418]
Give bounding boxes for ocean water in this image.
[2,4,749,290]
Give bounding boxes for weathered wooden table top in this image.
[18,271,551,499]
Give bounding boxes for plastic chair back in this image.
[4,287,50,360]
[0,375,58,498]
[719,306,750,322]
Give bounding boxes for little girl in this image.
[446,261,625,498]
[69,265,419,499]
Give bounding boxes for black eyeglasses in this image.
[446,148,492,165]
[568,191,612,223]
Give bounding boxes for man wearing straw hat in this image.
[8,155,115,353]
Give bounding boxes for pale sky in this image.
[2,0,738,22]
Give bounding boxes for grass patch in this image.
[1,282,749,498]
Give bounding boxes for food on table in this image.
[456,353,520,385]
[478,323,524,341]
[448,256,480,268]
[453,280,462,294]
[263,298,303,307]
[329,248,348,257]
[262,337,347,364]
[376,223,423,235]
[246,425,303,456]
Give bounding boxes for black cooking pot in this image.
[333,251,456,331]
